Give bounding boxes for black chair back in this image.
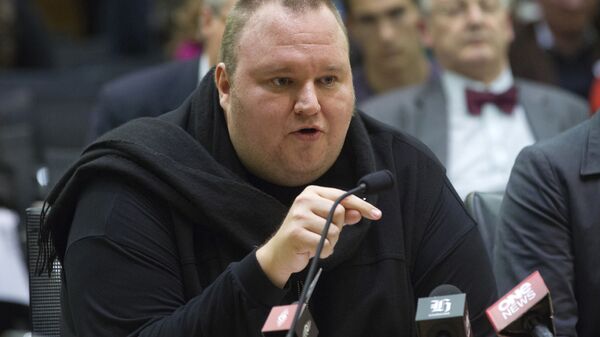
[464,191,503,263]
[25,207,61,337]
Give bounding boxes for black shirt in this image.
[46,69,497,336]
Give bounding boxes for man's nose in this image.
[465,2,484,23]
[377,20,397,42]
[294,83,321,115]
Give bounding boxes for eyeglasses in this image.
[431,0,503,17]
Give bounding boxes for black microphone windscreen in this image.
[429,284,462,297]
[357,170,394,194]
[416,284,471,337]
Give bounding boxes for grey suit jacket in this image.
[360,76,589,165]
[494,112,600,337]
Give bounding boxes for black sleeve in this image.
[413,179,498,337]
[494,146,577,337]
[63,179,288,336]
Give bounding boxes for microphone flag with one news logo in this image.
[486,271,556,336]
[415,285,472,337]
[262,302,318,337]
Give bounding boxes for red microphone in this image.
[261,302,317,337]
[261,269,321,337]
[486,271,556,337]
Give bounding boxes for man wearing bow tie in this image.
[360,0,588,198]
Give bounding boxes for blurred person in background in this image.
[0,196,29,334]
[87,0,235,141]
[587,61,600,112]
[342,0,431,103]
[0,93,33,334]
[510,0,600,100]
[167,0,203,60]
[361,0,588,199]
[0,0,54,69]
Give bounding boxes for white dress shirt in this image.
[0,208,29,305]
[198,53,210,84]
[441,69,535,199]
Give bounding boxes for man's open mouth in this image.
[298,128,318,134]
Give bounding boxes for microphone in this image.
[486,271,556,337]
[261,170,395,337]
[357,169,395,194]
[415,285,473,337]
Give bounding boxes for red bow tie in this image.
[465,86,517,116]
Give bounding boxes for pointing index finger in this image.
[313,186,382,220]
[340,194,382,220]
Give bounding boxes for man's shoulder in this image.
[360,112,445,170]
[515,118,591,182]
[360,82,429,113]
[91,58,200,135]
[516,78,587,109]
[359,81,436,131]
[101,58,199,100]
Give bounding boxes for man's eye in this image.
[272,78,292,87]
[320,76,337,86]
[480,0,500,12]
[387,7,405,21]
[357,14,377,26]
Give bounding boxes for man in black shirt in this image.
[40,0,497,336]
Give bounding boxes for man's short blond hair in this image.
[218,0,347,80]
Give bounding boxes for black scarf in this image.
[40,69,379,284]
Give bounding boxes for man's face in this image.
[347,0,423,72]
[215,3,355,186]
[538,0,598,36]
[424,0,513,75]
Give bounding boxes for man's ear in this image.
[215,63,231,113]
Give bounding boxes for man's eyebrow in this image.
[323,65,345,72]
[255,64,346,76]
[259,66,294,75]
[357,5,406,19]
